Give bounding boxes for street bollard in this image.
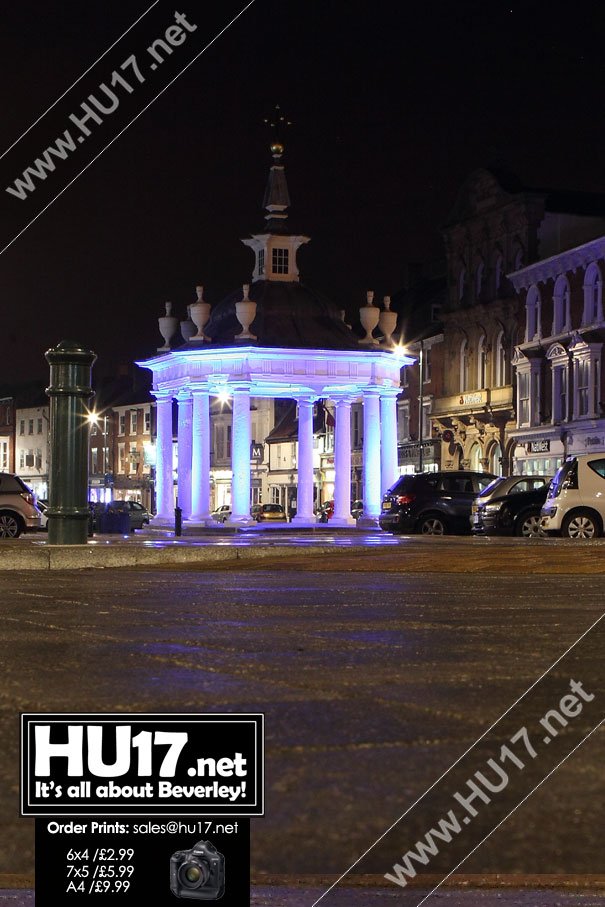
[45,340,97,545]
[174,505,183,537]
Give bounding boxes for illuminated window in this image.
[130,411,138,434]
[477,335,487,388]
[398,402,410,442]
[495,330,507,386]
[553,275,570,334]
[144,410,151,434]
[272,247,289,274]
[258,249,265,275]
[129,442,138,473]
[118,442,126,473]
[119,414,126,436]
[28,420,33,435]
[0,440,8,470]
[460,339,469,392]
[518,372,530,425]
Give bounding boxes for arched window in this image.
[477,334,487,388]
[460,339,469,392]
[513,244,524,271]
[526,285,541,341]
[552,275,570,335]
[494,253,503,296]
[475,261,484,299]
[583,263,603,325]
[495,329,507,386]
[470,442,482,472]
[458,267,467,302]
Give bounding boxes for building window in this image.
[37,418,43,434]
[352,406,363,448]
[28,419,34,435]
[401,366,409,387]
[553,275,571,335]
[576,359,590,417]
[460,339,469,392]
[494,253,503,295]
[119,414,126,436]
[423,346,432,383]
[90,422,98,436]
[226,425,232,459]
[91,449,99,474]
[475,261,484,299]
[272,247,289,274]
[458,267,466,302]
[518,372,530,426]
[526,286,541,341]
[35,448,42,469]
[0,440,8,470]
[552,364,568,422]
[513,245,524,271]
[130,411,138,434]
[583,263,603,325]
[398,402,410,443]
[477,335,487,389]
[144,410,151,434]
[495,330,507,386]
[422,400,431,439]
[19,450,25,469]
[129,442,138,474]
[215,426,224,460]
[19,420,24,436]
[118,442,126,474]
[258,249,265,275]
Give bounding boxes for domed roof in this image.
[201,279,359,350]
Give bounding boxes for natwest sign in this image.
[458,392,484,406]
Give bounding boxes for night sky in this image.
[0,0,603,385]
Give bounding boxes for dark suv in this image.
[379,470,496,535]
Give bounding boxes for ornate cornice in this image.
[508,235,605,290]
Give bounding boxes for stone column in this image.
[177,392,193,520]
[380,391,399,496]
[153,393,174,523]
[228,385,254,526]
[292,397,316,525]
[190,390,212,523]
[359,389,381,527]
[333,397,355,526]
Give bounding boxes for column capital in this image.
[362,386,383,398]
[230,382,253,395]
[379,387,401,400]
[333,395,355,408]
[152,390,173,403]
[176,389,193,403]
[296,396,317,409]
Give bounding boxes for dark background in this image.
[0,0,603,383]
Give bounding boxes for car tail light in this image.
[396,493,416,505]
[20,492,35,505]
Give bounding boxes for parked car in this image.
[37,499,49,531]
[211,504,232,523]
[0,473,42,538]
[108,500,150,530]
[317,500,334,522]
[379,470,497,535]
[351,500,364,520]
[251,503,287,522]
[541,454,605,538]
[471,475,551,537]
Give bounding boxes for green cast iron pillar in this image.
[45,340,97,545]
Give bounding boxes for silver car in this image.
[0,473,42,538]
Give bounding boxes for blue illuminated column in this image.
[228,385,253,525]
[360,389,382,525]
[333,397,355,526]
[177,392,193,520]
[380,390,399,496]
[153,392,174,523]
[292,397,315,525]
[190,390,212,523]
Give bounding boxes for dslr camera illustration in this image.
[170,839,225,900]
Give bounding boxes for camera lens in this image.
[179,859,209,889]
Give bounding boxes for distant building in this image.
[433,169,605,475]
[15,401,50,498]
[0,397,15,473]
[509,233,605,474]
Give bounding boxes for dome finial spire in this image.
[263,103,291,155]
[261,104,292,233]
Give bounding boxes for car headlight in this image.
[542,506,557,518]
[484,503,502,513]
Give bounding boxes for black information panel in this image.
[22,713,263,905]
[22,713,264,817]
[36,817,249,905]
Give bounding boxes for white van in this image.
[541,454,605,538]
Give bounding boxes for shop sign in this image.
[459,392,484,406]
[526,440,550,453]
